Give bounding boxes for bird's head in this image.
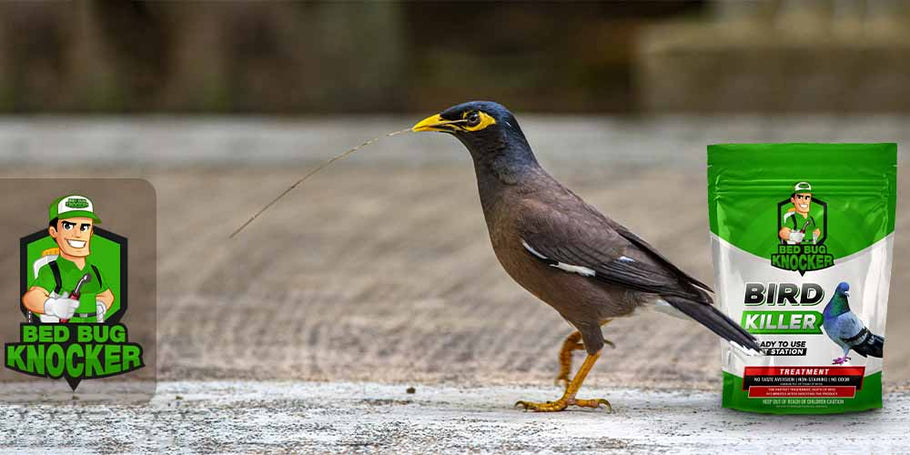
[836,282,850,297]
[412,101,533,165]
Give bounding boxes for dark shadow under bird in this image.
[412,101,761,412]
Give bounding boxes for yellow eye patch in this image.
[461,111,497,132]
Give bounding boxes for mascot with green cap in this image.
[21,195,114,323]
[778,181,822,245]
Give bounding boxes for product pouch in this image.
[708,143,897,413]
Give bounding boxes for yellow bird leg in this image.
[555,322,614,390]
[555,331,584,387]
[516,350,611,412]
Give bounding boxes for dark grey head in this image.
[412,101,536,168]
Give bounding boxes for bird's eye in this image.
[466,112,481,127]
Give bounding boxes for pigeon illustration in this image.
[822,282,884,365]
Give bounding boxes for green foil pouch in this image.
[707,143,897,414]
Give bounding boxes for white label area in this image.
[712,234,892,377]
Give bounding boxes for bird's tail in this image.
[851,330,884,358]
[664,295,762,355]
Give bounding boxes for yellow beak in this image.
[412,114,448,132]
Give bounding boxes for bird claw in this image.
[515,397,612,412]
[604,338,615,349]
[515,399,562,412]
[574,398,613,412]
[832,356,852,365]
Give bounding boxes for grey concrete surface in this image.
[1,381,908,454]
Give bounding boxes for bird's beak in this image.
[845,291,850,297]
[412,114,450,133]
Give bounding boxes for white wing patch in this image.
[520,240,548,260]
[618,255,635,263]
[553,263,596,277]
[521,239,596,278]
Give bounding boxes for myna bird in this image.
[412,101,761,412]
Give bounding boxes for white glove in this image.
[788,231,805,243]
[44,293,79,320]
[96,300,107,323]
[812,232,819,244]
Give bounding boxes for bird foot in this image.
[832,356,852,365]
[515,397,612,413]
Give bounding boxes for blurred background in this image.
[1,0,909,390]
[3,0,910,114]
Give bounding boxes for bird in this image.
[822,282,884,365]
[411,101,761,412]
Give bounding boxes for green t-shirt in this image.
[782,210,819,244]
[32,255,109,314]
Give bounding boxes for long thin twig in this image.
[228,129,404,238]
[229,119,469,239]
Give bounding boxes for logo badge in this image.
[771,181,834,275]
[4,194,144,390]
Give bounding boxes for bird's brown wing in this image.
[517,203,700,299]
[608,221,713,293]
[517,199,761,352]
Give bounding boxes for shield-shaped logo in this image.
[5,197,143,391]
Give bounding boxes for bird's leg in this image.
[555,331,584,388]
[516,350,611,412]
[555,322,614,390]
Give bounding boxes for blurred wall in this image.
[638,0,910,113]
[1,1,908,114]
[0,1,697,113]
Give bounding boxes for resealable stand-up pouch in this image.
[707,143,897,414]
